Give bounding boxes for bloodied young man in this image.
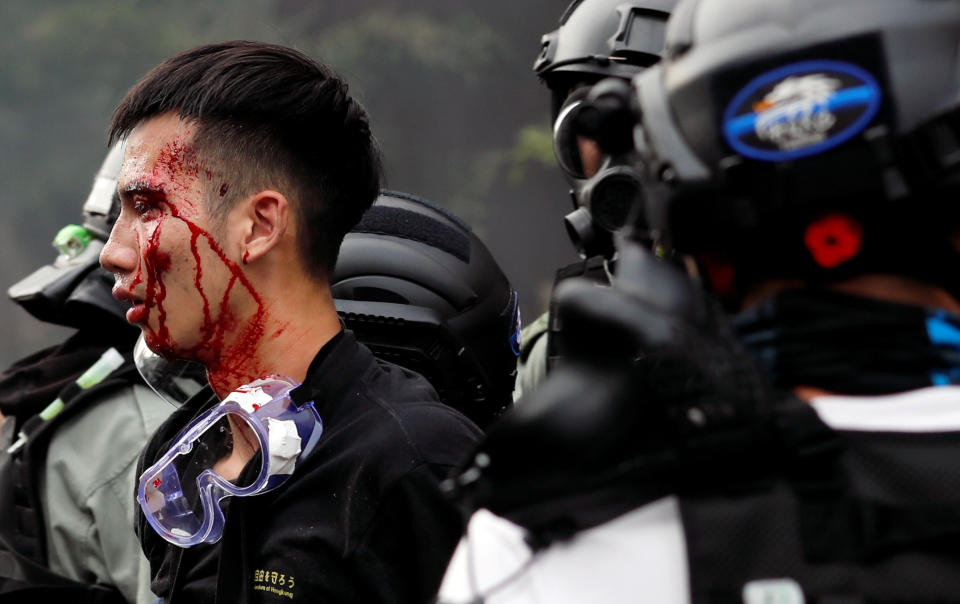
[99,41,482,604]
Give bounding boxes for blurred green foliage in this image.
[510,124,556,183]
[0,0,577,367]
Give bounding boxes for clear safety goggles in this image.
[137,375,323,547]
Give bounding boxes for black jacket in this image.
[136,330,482,604]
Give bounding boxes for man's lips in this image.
[126,303,148,324]
[112,286,147,324]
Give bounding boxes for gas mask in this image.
[553,87,644,259]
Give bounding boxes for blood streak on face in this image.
[169,202,271,394]
[143,228,172,354]
[113,117,288,395]
[144,196,271,394]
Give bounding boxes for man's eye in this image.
[133,198,161,219]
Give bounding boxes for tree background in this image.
[0,0,579,368]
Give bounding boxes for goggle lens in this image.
[141,410,265,542]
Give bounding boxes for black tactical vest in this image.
[546,256,612,372]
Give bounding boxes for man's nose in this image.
[100,218,138,276]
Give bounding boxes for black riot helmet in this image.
[331,191,521,429]
[535,0,676,258]
[630,0,960,304]
[8,141,131,329]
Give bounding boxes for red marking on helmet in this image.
[252,403,261,411]
[153,478,162,488]
[804,214,863,269]
[699,253,736,298]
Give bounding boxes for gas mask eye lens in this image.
[553,99,588,179]
[555,96,612,183]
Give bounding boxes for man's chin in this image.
[126,303,149,325]
[143,329,193,362]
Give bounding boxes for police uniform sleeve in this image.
[513,312,550,402]
[42,383,172,604]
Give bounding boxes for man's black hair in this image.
[109,40,383,279]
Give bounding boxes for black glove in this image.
[447,240,831,546]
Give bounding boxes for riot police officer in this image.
[516,0,676,398]
[439,0,960,601]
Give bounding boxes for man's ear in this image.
[237,190,290,264]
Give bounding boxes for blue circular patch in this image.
[722,60,882,162]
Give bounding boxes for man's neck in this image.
[828,274,960,315]
[741,274,960,401]
[204,285,342,400]
[743,274,960,316]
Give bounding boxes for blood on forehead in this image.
[121,122,203,211]
[152,138,203,216]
